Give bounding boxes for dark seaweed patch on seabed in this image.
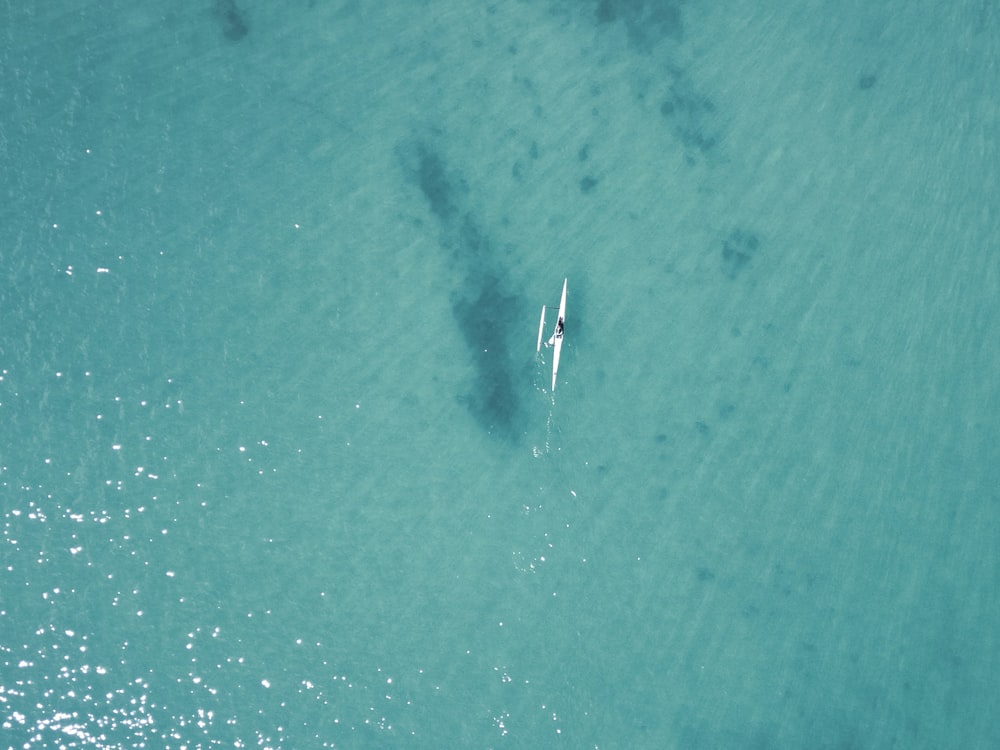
[721,230,759,279]
[451,271,522,438]
[595,0,683,49]
[399,141,525,440]
[660,80,719,153]
[215,0,249,41]
[416,146,460,222]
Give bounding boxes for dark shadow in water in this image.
[660,80,719,153]
[398,140,525,441]
[595,0,683,49]
[215,0,249,42]
[451,270,523,440]
[416,146,460,222]
[721,230,759,279]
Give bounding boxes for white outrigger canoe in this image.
[536,278,567,391]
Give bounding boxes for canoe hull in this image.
[551,278,567,391]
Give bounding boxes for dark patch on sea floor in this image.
[415,145,462,222]
[511,141,540,181]
[451,274,523,440]
[214,0,249,41]
[660,79,720,154]
[721,230,759,279]
[595,0,683,50]
[696,566,716,582]
[397,138,525,441]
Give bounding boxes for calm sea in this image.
[2,1,997,748]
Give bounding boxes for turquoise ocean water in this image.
[2,1,998,747]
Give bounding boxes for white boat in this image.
[536,278,567,391]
